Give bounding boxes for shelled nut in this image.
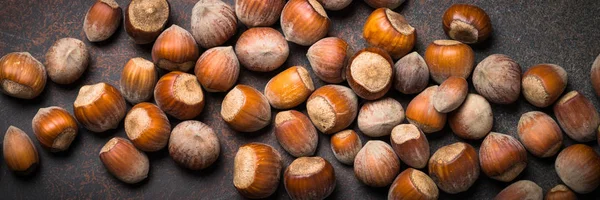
[221,85,271,132]
[233,143,282,199]
[394,52,429,94]
[390,124,430,169]
[152,25,200,72]
[363,8,416,59]
[442,4,492,44]
[264,66,315,109]
[307,37,352,83]
[125,103,171,152]
[0,52,47,99]
[235,0,285,27]
[120,57,158,104]
[45,38,89,84]
[424,40,474,84]
[319,0,351,10]
[281,0,331,46]
[124,0,170,44]
[235,27,289,72]
[99,137,149,184]
[83,0,122,42]
[553,91,600,142]
[354,140,400,187]
[284,157,336,200]
[472,54,521,104]
[32,106,78,152]
[363,0,404,9]
[154,71,205,120]
[346,48,394,100]
[191,0,237,49]
[590,53,600,97]
[545,184,577,200]
[330,130,362,165]
[406,86,447,134]
[3,126,39,175]
[428,142,479,194]
[306,85,358,134]
[494,180,543,200]
[432,76,468,113]
[479,132,527,182]
[357,97,404,137]
[555,144,600,194]
[522,64,567,108]
[449,93,493,140]
[194,46,240,92]
[517,111,563,158]
[274,110,318,157]
[74,82,126,133]
[388,168,439,200]
[169,120,220,170]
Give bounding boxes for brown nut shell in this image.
[388,168,439,200]
[3,126,39,175]
[433,76,468,113]
[330,130,362,165]
[265,66,315,109]
[517,111,563,158]
[221,84,271,132]
[442,4,492,44]
[235,0,285,27]
[405,86,447,134]
[428,142,480,194]
[449,93,493,140]
[545,184,577,200]
[479,132,527,182]
[354,140,400,187]
[0,52,47,99]
[394,52,429,95]
[306,85,358,134]
[274,110,318,157]
[522,64,567,108]
[307,37,352,83]
[358,97,404,137]
[194,46,240,93]
[169,120,220,170]
[124,0,170,44]
[391,124,430,169]
[280,0,331,46]
[494,180,543,200]
[45,38,89,84]
[151,25,200,72]
[74,82,127,133]
[473,54,521,104]
[346,48,394,100]
[553,91,600,142]
[120,57,158,104]
[154,71,205,120]
[363,8,416,59]
[84,0,122,42]
[125,102,171,152]
[99,137,149,184]
[32,106,78,152]
[424,40,475,84]
[363,0,404,9]
[233,143,283,199]
[284,157,336,200]
[235,27,289,72]
[191,0,237,49]
[555,144,600,194]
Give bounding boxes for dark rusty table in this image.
[1,0,600,199]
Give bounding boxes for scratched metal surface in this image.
[0,0,600,199]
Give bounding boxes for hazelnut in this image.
[83,0,122,42]
[521,64,567,108]
[330,130,362,165]
[394,52,429,95]
[424,40,475,84]
[306,85,358,134]
[357,97,405,137]
[494,180,543,200]
[235,27,289,72]
[274,110,318,157]
[154,71,205,120]
[517,111,563,158]
[590,53,600,97]
[388,168,439,200]
[405,86,447,134]
[120,57,158,104]
[124,0,170,44]
[318,0,351,10]
[281,0,331,46]
[390,124,430,169]
[555,144,600,193]
[0,52,47,99]
[448,93,493,140]
[73,82,126,133]
[479,132,527,182]
[233,143,282,199]
[354,140,400,187]
[346,48,394,100]
[428,142,480,194]
[3,126,39,175]
[191,0,237,49]
[363,0,404,9]
[472,54,521,104]
[553,91,600,142]
[545,184,577,200]
[235,0,285,27]
[442,4,492,44]
[307,37,352,83]
[125,103,171,152]
[99,137,149,184]
[32,106,78,152]
[152,25,200,72]
[194,46,240,92]
[221,84,271,132]
[264,66,315,109]
[169,120,220,170]
[284,157,336,200]
[432,76,468,113]
[45,38,89,84]
[363,8,416,59]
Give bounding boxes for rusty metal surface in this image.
[1,0,600,199]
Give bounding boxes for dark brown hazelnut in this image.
[479,132,527,182]
[442,4,492,44]
[428,142,479,194]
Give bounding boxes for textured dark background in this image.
[1,0,600,199]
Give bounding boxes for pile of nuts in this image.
[1,0,600,199]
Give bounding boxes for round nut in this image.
[0,52,47,99]
[521,64,567,108]
[388,168,439,200]
[274,110,318,157]
[45,38,89,84]
[235,0,285,27]
[357,97,404,137]
[394,52,429,95]
[424,40,475,84]
[555,144,600,194]
[346,48,394,100]
[280,0,331,46]
[306,85,358,134]
[363,8,416,59]
[235,27,289,72]
[406,86,447,134]
[330,130,362,165]
[233,143,283,199]
[191,0,237,48]
[169,120,220,170]
[307,37,352,83]
[32,106,78,152]
[428,142,480,194]
[125,102,171,152]
[442,3,492,44]
[284,157,336,200]
[479,132,527,182]
[432,76,468,113]
[517,111,563,158]
[221,85,271,132]
[74,82,127,133]
[154,71,205,120]
[354,140,400,187]
[448,93,493,140]
[473,54,521,104]
[264,66,315,109]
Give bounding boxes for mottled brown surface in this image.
[1,0,600,199]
